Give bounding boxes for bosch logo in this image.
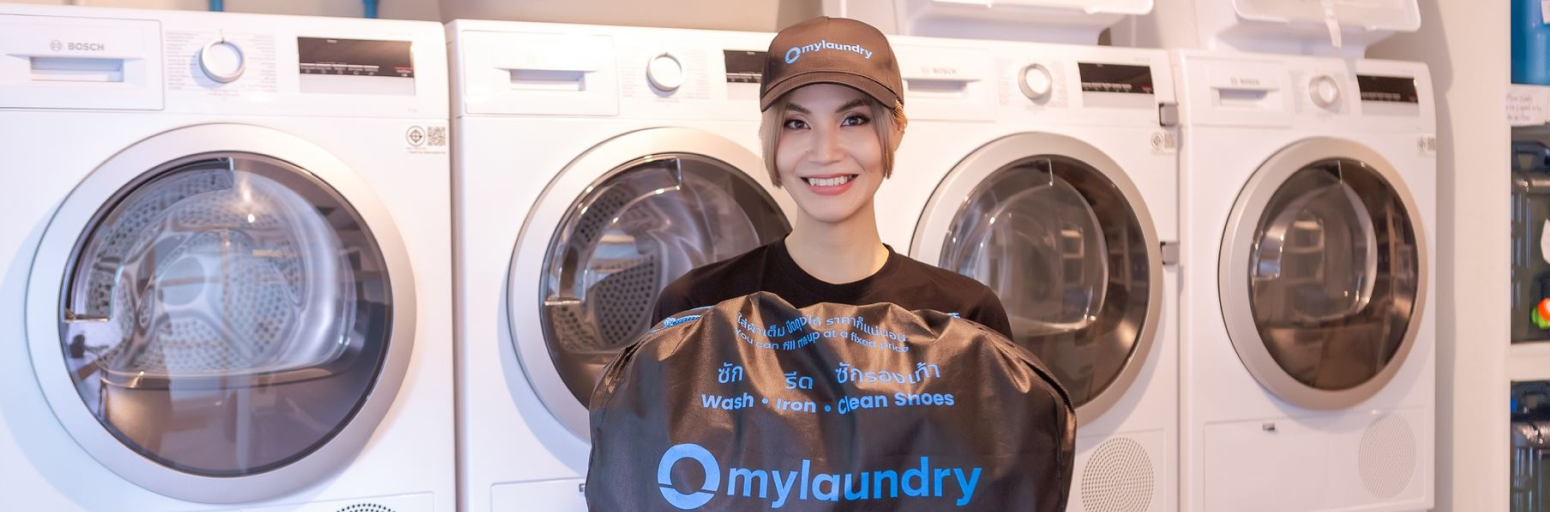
[657,444,719,510]
[53,41,106,52]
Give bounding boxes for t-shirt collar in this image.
[771,237,901,300]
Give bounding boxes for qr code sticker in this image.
[428,126,447,147]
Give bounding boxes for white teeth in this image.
[805,175,853,187]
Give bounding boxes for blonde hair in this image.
[758,95,907,188]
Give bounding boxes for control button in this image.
[199,39,245,84]
[1018,64,1053,100]
[1309,75,1340,108]
[647,53,684,92]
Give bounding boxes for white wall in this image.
[1370,1,1510,510]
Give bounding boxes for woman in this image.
[651,16,1012,339]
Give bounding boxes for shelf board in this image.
[1509,342,1550,382]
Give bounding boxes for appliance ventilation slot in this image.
[336,504,395,512]
[1359,414,1417,499]
[1080,436,1155,512]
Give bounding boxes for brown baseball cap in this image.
[760,17,903,111]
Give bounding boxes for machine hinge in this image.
[1158,102,1180,127]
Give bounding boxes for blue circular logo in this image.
[784,47,802,64]
[657,443,720,510]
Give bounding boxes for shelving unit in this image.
[1511,83,1550,388]
[1509,83,1550,394]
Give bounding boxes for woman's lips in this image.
[801,174,858,197]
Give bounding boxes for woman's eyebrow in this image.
[786,103,811,114]
[835,99,868,112]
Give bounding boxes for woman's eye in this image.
[842,114,871,127]
[783,119,809,130]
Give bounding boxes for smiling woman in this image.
[759,87,906,189]
[763,84,895,226]
[649,16,1012,341]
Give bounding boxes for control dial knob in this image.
[647,53,685,92]
[199,39,246,84]
[1310,75,1341,108]
[1019,64,1053,101]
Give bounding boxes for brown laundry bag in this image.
[586,292,1075,511]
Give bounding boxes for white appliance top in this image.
[1129,0,1420,57]
[0,4,447,118]
[824,0,1153,44]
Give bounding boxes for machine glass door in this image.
[55,153,393,477]
[539,153,790,407]
[914,133,1162,425]
[1220,138,1427,409]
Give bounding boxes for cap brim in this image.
[760,70,900,111]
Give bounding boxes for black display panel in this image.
[1078,63,1154,95]
[1356,75,1419,104]
[724,50,766,83]
[298,37,414,78]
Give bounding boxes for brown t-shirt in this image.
[651,238,1014,340]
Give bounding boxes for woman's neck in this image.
[784,202,890,284]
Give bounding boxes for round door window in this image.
[939,156,1155,409]
[57,153,392,477]
[1239,158,1420,392]
[541,154,790,406]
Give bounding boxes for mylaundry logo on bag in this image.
[784,40,873,64]
[658,444,721,509]
[656,443,984,509]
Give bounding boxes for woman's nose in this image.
[811,125,845,164]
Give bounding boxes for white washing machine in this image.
[0,5,453,512]
[1171,51,1436,512]
[448,21,796,510]
[880,35,1181,512]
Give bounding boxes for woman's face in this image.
[775,83,888,225]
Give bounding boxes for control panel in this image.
[1177,53,1432,133]
[894,38,1177,128]
[0,10,446,116]
[850,37,1175,129]
[456,22,773,121]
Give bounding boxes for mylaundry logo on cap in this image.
[784,40,874,64]
[655,443,984,509]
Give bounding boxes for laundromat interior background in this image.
[0,0,1524,511]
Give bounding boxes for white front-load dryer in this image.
[881,35,1182,512]
[448,20,797,511]
[0,5,453,512]
[1172,51,1436,512]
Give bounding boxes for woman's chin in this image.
[793,202,866,225]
